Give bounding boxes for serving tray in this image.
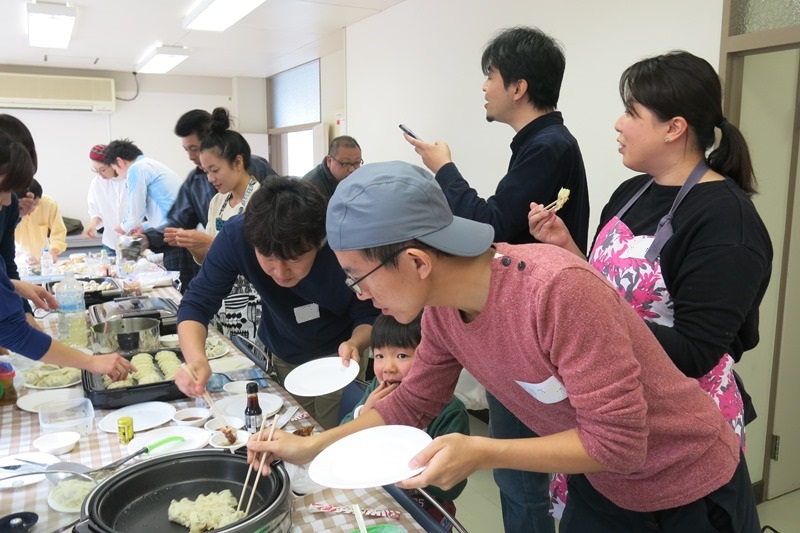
[82,348,188,409]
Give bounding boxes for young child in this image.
[341,312,469,531]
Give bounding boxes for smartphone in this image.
[398,123,420,140]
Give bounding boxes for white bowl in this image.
[222,381,253,395]
[160,334,180,348]
[172,407,210,427]
[208,429,250,450]
[204,416,245,432]
[33,431,81,455]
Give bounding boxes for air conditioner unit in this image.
[0,72,115,112]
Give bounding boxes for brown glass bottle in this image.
[245,382,262,433]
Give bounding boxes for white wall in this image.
[346,0,724,235]
[0,67,258,223]
[321,49,347,147]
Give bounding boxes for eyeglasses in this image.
[90,165,111,175]
[345,246,412,295]
[330,157,364,170]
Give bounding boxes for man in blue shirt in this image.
[175,176,377,429]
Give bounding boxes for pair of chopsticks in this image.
[238,412,280,515]
[544,198,561,211]
[181,363,230,429]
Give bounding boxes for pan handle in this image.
[72,517,92,533]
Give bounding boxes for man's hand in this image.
[247,429,320,475]
[403,134,453,174]
[163,227,180,247]
[82,225,97,239]
[395,433,482,491]
[174,361,211,398]
[337,340,361,368]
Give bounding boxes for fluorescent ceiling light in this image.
[27,2,76,49]
[183,0,267,32]
[137,46,190,74]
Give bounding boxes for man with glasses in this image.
[175,176,378,429]
[302,135,362,200]
[252,161,759,533]
[83,144,128,256]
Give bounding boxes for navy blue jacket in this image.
[177,214,378,364]
[435,111,590,252]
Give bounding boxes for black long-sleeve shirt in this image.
[596,175,773,378]
[435,111,590,252]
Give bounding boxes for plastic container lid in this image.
[0,362,14,377]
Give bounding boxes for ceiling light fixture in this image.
[136,46,190,74]
[183,0,267,32]
[27,2,76,49]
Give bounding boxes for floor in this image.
[456,415,798,532]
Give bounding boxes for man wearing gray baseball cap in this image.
[251,161,758,533]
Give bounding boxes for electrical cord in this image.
[115,72,140,102]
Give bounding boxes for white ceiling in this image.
[0,0,405,78]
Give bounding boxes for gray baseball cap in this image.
[327,161,494,256]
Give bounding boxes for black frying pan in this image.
[74,450,291,533]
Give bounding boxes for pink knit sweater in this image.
[374,242,739,512]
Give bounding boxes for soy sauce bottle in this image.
[245,382,262,433]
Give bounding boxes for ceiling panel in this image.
[0,0,405,78]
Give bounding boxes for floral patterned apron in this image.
[549,161,745,519]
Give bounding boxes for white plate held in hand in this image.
[309,425,432,489]
[284,357,359,397]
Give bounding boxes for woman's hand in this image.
[528,202,573,247]
[11,279,58,311]
[88,353,136,381]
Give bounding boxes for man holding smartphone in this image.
[404,26,589,533]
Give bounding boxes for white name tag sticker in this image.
[515,375,568,404]
[294,303,320,324]
[619,235,654,259]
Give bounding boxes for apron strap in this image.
[645,160,709,262]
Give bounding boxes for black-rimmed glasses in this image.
[345,246,412,295]
[331,157,364,170]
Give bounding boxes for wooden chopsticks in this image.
[240,413,280,515]
[181,363,229,429]
[544,199,561,211]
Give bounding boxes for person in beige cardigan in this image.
[14,178,67,264]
